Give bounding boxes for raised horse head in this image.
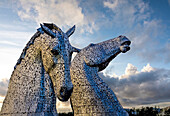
[37,23,80,101]
[83,35,131,71]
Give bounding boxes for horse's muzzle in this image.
[58,87,73,101]
[120,39,131,53]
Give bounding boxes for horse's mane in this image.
[14,23,61,69]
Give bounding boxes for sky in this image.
[0,0,170,113]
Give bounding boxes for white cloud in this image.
[0,30,32,80]
[121,63,154,79]
[16,0,83,25]
[125,63,138,75]
[0,96,5,111]
[0,48,21,80]
[0,40,20,46]
[0,79,8,96]
[104,0,118,10]
[15,0,97,34]
[0,79,9,111]
[141,63,155,72]
[0,30,32,41]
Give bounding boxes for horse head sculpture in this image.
[38,23,80,101]
[70,35,131,115]
[1,23,80,115]
[83,35,130,71]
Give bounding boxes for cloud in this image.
[0,30,34,51]
[164,43,170,63]
[0,79,9,96]
[103,0,150,28]
[168,0,170,6]
[0,41,20,46]
[15,0,98,34]
[141,63,155,72]
[0,47,21,79]
[0,30,32,41]
[104,0,118,9]
[99,63,170,107]
[0,96,5,111]
[127,19,165,62]
[103,0,170,63]
[17,0,83,25]
[14,0,169,64]
[0,0,12,8]
[15,0,83,29]
[125,63,138,75]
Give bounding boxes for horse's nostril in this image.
[127,47,130,51]
[60,87,73,97]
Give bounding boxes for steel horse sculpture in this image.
[70,35,131,116]
[0,23,80,116]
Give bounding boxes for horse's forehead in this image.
[83,38,121,53]
[41,32,71,52]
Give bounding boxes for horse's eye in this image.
[51,49,59,55]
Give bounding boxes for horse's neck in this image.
[11,40,42,83]
[71,55,116,98]
[9,40,55,99]
[71,56,100,89]
[71,58,124,113]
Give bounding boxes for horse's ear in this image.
[40,24,56,38]
[66,25,75,37]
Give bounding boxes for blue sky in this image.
[0,0,170,112]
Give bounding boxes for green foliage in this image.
[164,107,170,116]
[59,107,170,116]
[125,106,160,116]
